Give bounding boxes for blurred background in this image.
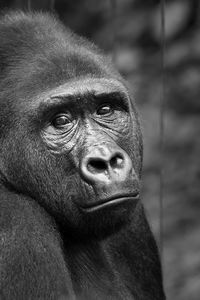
[1,0,199,299]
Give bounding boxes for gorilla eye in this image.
[97,104,113,116]
[52,114,72,129]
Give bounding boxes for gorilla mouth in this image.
[81,193,139,213]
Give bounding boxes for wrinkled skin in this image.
[0,11,165,300]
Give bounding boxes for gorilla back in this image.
[0,11,165,300]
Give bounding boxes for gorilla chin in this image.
[61,194,140,241]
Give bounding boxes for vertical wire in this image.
[49,0,55,11]
[159,0,166,266]
[27,0,31,10]
[109,0,117,62]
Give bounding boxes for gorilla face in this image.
[0,13,142,239]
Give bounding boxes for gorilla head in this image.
[0,12,142,239]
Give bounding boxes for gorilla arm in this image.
[0,187,74,300]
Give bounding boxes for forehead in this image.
[13,49,122,102]
[49,78,129,99]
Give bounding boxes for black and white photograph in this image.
[0,1,199,299]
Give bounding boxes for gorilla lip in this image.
[81,193,139,212]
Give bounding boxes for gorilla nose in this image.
[80,146,132,184]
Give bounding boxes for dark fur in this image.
[0,11,165,300]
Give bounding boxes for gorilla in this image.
[0,11,165,300]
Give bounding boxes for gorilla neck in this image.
[65,240,132,299]
[62,204,164,300]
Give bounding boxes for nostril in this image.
[87,158,108,174]
[80,149,132,184]
[110,154,124,169]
